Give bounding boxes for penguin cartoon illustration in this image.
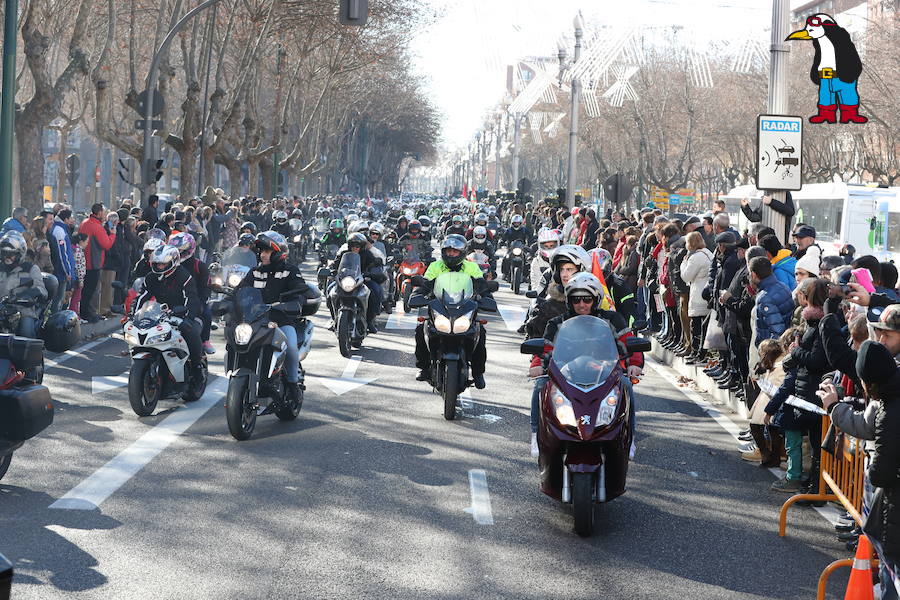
[786,13,867,124]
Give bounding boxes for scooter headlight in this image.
[211,276,224,287]
[340,276,356,292]
[550,384,577,428]
[433,312,452,333]
[453,311,473,333]
[227,272,244,288]
[235,323,253,345]
[597,390,620,427]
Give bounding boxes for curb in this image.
[650,339,749,420]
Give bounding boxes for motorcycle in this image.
[324,253,371,358]
[507,240,527,295]
[288,218,307,263]
[209,246,256,304]
[318,244,339,290]
[0,276,80,358]
[467,251,493,280]
[520,315,650,536]
[123,295,208,416]
[409,273,498,420]
[395,249,426,314]
[0,334,52,482]
[212,286,319,440]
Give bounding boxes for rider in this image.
[169,232,214,354]
[466,226,496,274]
[271,210,292,238]
[501,214,531,281]
[530,228,562,289]
[0,231,47,338]
[445,215,467,237]
[414,234,489,389]
[320,218,346,249]
[330,232,385,333]
[398,220,432,262]
[240,221,258,237]
[131,238,164,283]
[135,245,205,381]
[465,213,493,241]
[235,231,318,404]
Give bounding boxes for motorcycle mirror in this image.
[408,294,429,309]
[525,290,538,299]
[317,267,331,278]
[625,337,652,354]
[520,338,544,355]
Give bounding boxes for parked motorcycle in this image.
[0,275,80,359]
[212,286,319,440]
[507,240,527,295]
[324,253,370,358]
[0,334,52,482]
[409,273,498,420]
[520,315,650,536]
[396,249,426,313]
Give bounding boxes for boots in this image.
[746,424,771,466]
[839,104,868,124]
[286,382,303,409]
[761,426,784,468]
[809,104,837,124]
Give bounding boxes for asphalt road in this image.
[1,252,850,599]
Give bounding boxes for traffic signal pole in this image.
[764,0,792,243]
[0,0,19,219]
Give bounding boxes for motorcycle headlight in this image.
[433,312,452,333]
[211,276,224,286]
[597,390,620,427]
[549,384,577,428]
[145,330,171,345]
[124,332,139,345]
[227,273,243,288]
[512,248,523,256]
[294,235,303,243]
[340,276,356,292]
[452,311,473,333]
[403,267,416,275]
[235,323,253,345]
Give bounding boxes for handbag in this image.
[703,316,726,350]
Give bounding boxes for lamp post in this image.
[494,113,502,190]
[559,13,584,210]
[0,0,18,218]
[511,112,522,193]
[474,131,482,191]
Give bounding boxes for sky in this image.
[410,0,784,152]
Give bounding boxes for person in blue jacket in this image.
[759,235,797,291]
[48,208,76,312]
[1,207,28,234]
[749,257,794,345]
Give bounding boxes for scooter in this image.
[520,314,650,536]
[212,286,319,440]
[409,273,498,420]
[324,253,370,358]
[123,296,208,416]
[0,334,52,482]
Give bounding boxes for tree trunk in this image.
[248,160,259,196]
[179,147,197,201]
[260,160,273,200]
[16,120,47,215]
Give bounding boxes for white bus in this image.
[719,183,900,262]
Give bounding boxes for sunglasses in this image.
[571,295,594,305]
[806,16,834,27]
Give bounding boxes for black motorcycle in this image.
[212,286,320,440]
[324,253,371,358]
[289,218,308,263]
[507,240,527,295]
[0,334,53,481]
[410,273,498,420]
[318,244,339,290]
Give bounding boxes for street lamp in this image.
[494,112,503,190]
[559,12,584,210]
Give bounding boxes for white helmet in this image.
[472,225,488,242]
[347,213,359,224]
[549,244,591,272]
[564,272,605,309]
[369,222,384,236]
[348,221,369,235]
[273,210,288,224]
[537,227,562,260]
[143,237,164,256]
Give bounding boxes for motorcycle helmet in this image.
[474,213,488,227]
[369,222,384,237]
[537,227,562,260]
[550,244,591,284]
[255,231,289,262]
[273,210,288,225]
[385,230,397,244]
[240,221,257,235]
[451,215,463,226]
[510,214,524,229]
[419,216,432,232]
[564,272,605,313]
[347,232,367,251]
[329,219,344,234]
[346,213,359,224]
[169,231,197,262]
[0,231,26,266]
[292,209,303,219]
[142,237,164,259]
[238,233,256,248]
[408,220,421,236]
[146,227,168,242]
[150,245,181,278]
[349,221,369,236]
[590,247,613,277]
[472,226,488,243]
[441,234,467,270]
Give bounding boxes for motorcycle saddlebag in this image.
[301,294,322,317]
[0,384,53,443]
[41,310,81,353]
[0,334,44,370]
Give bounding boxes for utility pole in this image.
[0,0,18,218]
[564,14,584,210]
[494,114,502,190]
[511,113,522,192]
[765,0,792,243]
[196,4,217,198]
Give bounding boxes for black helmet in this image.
[441,234,467,270]
[408,220,421,235]
[347,232,367,251]
[238,233,255,247]
[255,231,288,262]
[240,221,257,235]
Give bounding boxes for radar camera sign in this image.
[756,115,803,191]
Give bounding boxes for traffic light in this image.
[154,159,164,182]
[65,154,80,188]
[557,187,566,203]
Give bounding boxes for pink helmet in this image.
[536,227,562,260]
[168,232,197,262]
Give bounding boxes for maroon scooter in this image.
[521,314,650,536]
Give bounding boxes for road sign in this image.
[135,89,166,118]
[756,114,803,191]
[135,120,164,131]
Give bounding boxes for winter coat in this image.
[615,248,639,291]
[48,218,75,287]
[78,214,116,271]
[770,249,797,291]
[791,311,829,407]
[754,274,794,344]
[525,283,567,339]
[680,248,713,317]
[669,246,690,295]
[722,266,753,338]
[713,247,740,321]
[868,373,900,562]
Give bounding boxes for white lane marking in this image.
[315,357,377,396]
[496,304,527,331]
[459,390,501,422]
[645,358,842,526]
[49,377,227,510]
[44,336,113,370]
[466,469,494,525]
[92,371,129,395]
[385,310,419,330]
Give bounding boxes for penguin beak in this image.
[786,29,813,41]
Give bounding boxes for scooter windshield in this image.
[551,315,620,389]
[134,301,163,328]
[433,271,473,307]
[338,252,362,279]
[234,287,268,323]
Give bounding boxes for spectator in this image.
[791,225,822,265]
[744,336,788,467]
[48,208,76,313]
[68,233,88,318]
[77,203,117,323]
[2,206,27,234]
[680,231,713,363]
[748,256,794,344]
[794,252,820,283]
[145,194,160,226]
[759,235,797,291]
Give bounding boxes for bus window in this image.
[796,196,842,241]
[886,212,900,253]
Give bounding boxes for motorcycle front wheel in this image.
[337,311,353,358]
[512,267,521,295]
[572,472,596,537]
[225,375,256,440]
[183,361,207,403]
[128,358,162,417]
[442,361,459,421]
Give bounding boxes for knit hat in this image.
[795,252,820,276]
[856,340,898,384]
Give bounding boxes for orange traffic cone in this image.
[845,534,874,600]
